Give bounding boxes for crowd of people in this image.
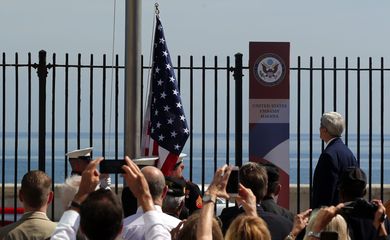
[0,111,390,240]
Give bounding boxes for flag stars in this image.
[180,115,186,121]
[171,131,177,138]
[162,51,168,57]
[159,38,165,44]
[172,89,179,95]
[151,127,155,133]
[155,66,160,73]
[184,128,189,134]
[166,64,171,70]
[156,122,162,128]
[174,144,180,150]
[163,105,170,112]
[167,118,174,125]
[154,110,158,116]
[160,92,167,99]
[176,102,182,108]
[158,25,163,31]
[158,134,165,141]
[169,76,175,82]
[157,79,163,86]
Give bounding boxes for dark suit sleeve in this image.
[312,152,339,208]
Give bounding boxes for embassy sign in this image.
[249,42,290,209]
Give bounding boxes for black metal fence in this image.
[1,51,389,223]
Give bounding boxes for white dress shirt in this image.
[122,205,180,240]
[51,208,172,240]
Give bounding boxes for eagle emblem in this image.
[254,54,285,86]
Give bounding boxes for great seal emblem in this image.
[253,53,286,86]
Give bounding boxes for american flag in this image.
[141,16,189,176]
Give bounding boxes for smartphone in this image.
[320,231,338,240]
[100,159,126,174]
[226,166,239,197]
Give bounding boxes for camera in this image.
[340,198,378,219]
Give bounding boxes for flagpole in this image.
[124,0,142,158]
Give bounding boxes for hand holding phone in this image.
[100,159,126,174]
[226,166,239,197]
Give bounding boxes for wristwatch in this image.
[202,193,216,204]
[307,231,321,239]
[285,233,295,240]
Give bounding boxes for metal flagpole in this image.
[124,0,142,158]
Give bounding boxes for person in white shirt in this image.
[122,166,181,240]
[51,157,171,240]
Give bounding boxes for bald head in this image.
[141,166,166,201]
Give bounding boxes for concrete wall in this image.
[2,184,390,221]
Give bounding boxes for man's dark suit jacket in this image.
[218,205,293,240]
[262,197,294,222]
[312,137,357,208]
[345,215,390,240]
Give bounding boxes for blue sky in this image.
[2,0,390,60]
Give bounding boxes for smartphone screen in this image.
[100,159,126,174]
[226,167,239,197]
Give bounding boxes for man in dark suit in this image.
[339,167,390,240]
[0,171,57,240]
[261,162,294,222]
[218,162,293,240]
[312,111,357,209]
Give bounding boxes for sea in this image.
[1,132,390,185]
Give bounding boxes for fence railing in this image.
[1,51,389,222]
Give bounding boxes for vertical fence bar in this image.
[13,53,19,221]
[380,57,384,200]
[77,54,81,149]
[189,56,194,181]
[234,53,243,167]
[296,56,301,212]
[309,57,313,206]
[201,56,206,193]
[345,57,349,145]
[102,55,107,157]
[226,56,230,166]
[140,55,144,135]
[214,56,218,173]
[1,52,5,224]
[90,54,94,149]
[115,55,119,193]
[64,54,69,178]
[50,53,56,219]
[357,57,361,166]
[321,57,325,150]
[28,53,32,171]
[333,57,337,111]
[368,57,372,200]
[37,50,48,172]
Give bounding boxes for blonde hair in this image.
[225,214,271,240]
[176,212,223,240]
[304,210,350,240]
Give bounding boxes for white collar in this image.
[325,137,337,148]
